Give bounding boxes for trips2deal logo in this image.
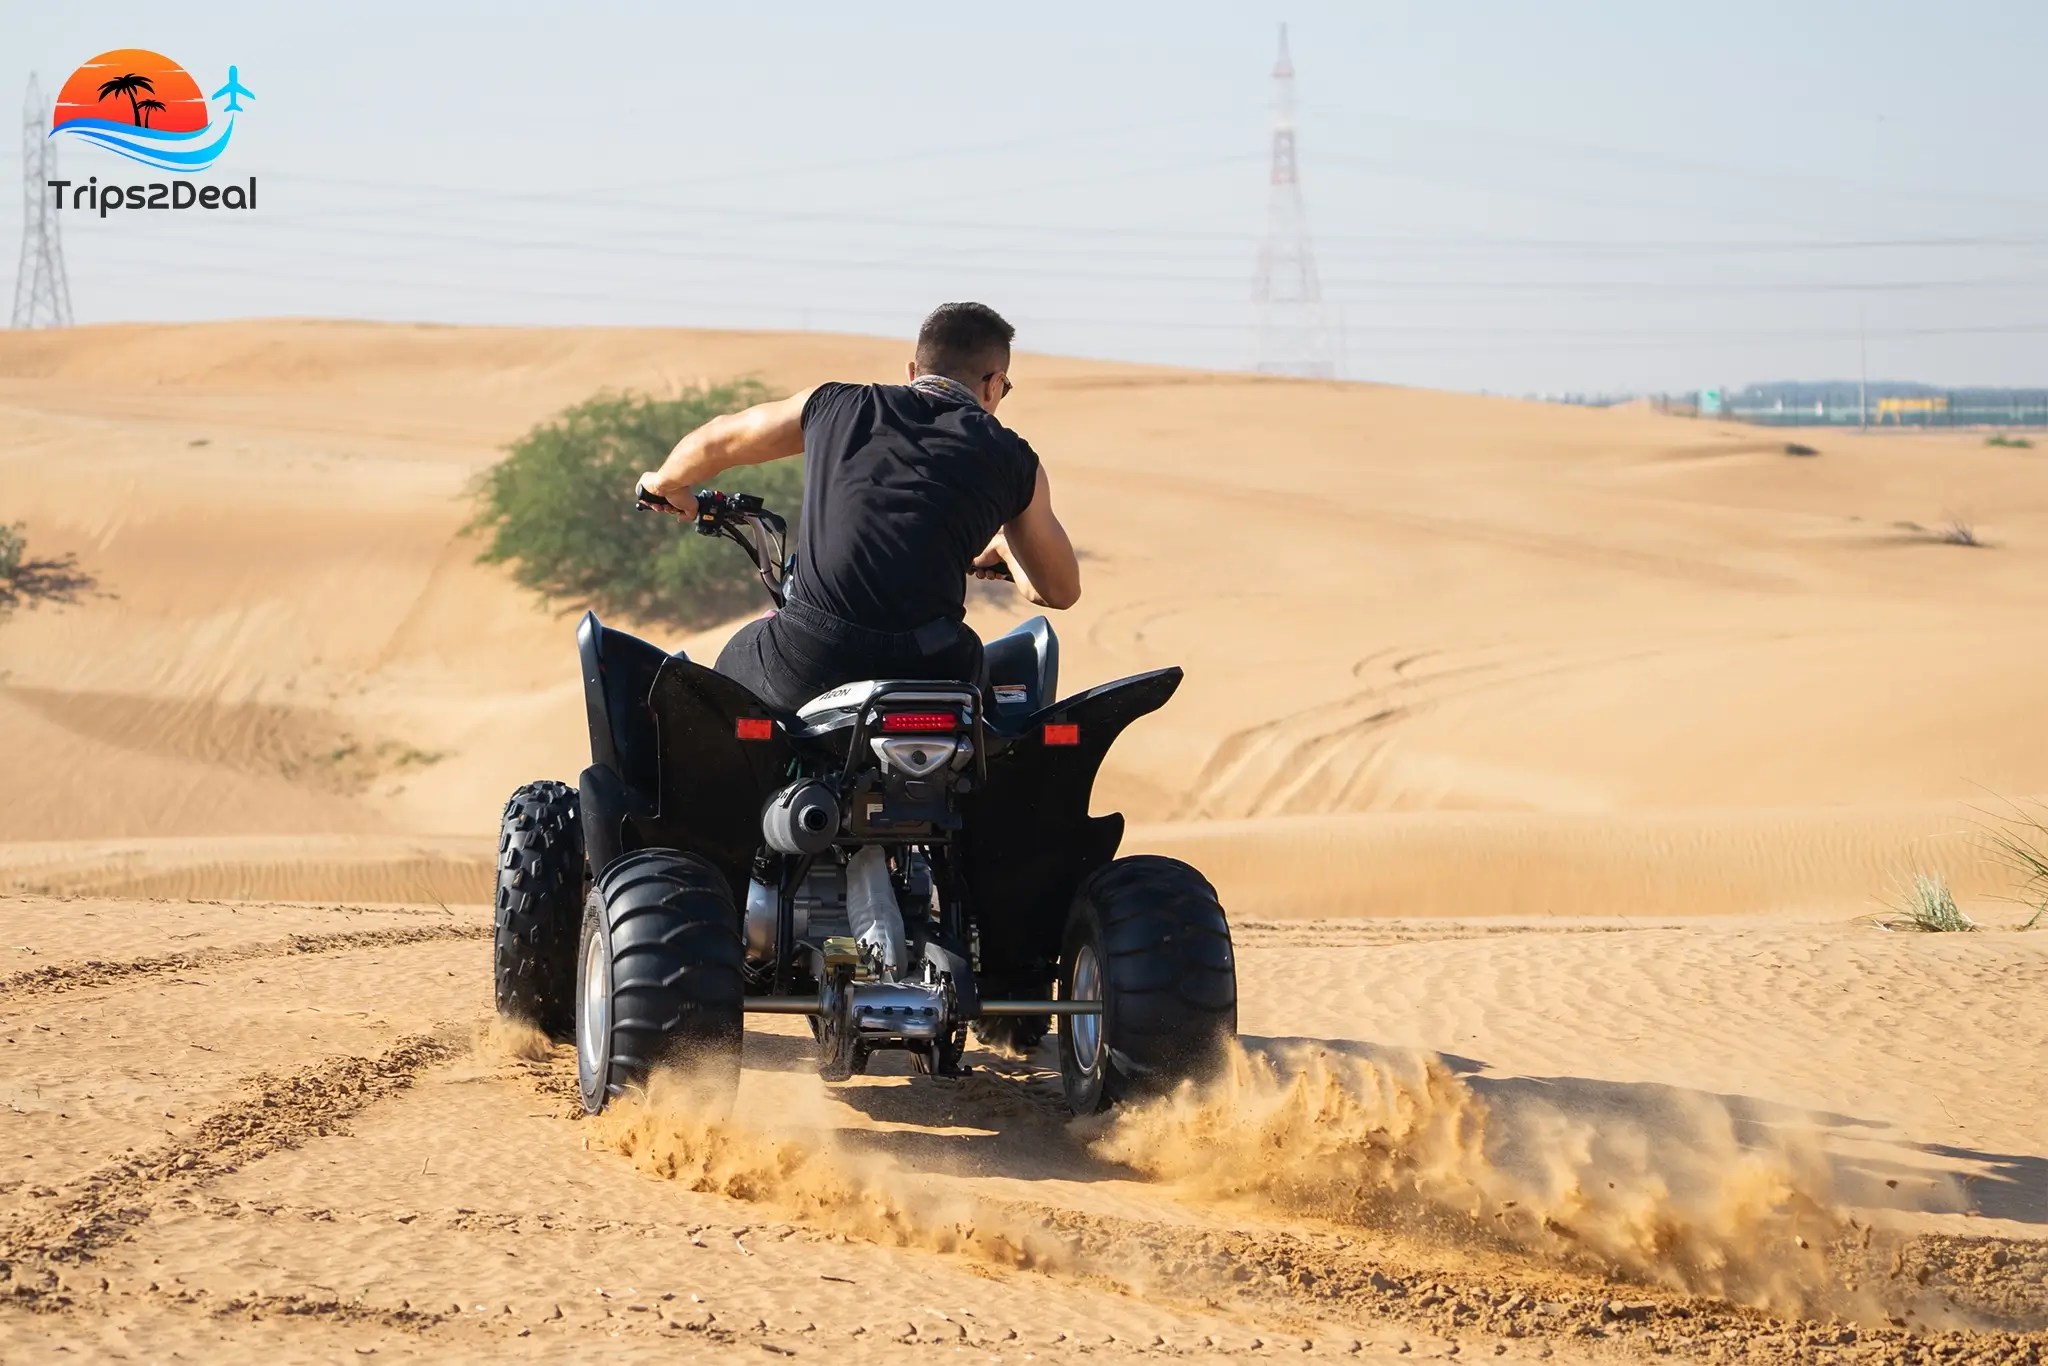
[48,48,256,215]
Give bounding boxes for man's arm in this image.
[637,388,814,519]
[972,464,1081,609]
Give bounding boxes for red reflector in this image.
[1043,722,1080,746]
[735,717,774,741]
[882,711,957,733]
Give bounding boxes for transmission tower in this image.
[12,75,74,330]
[1252,24,1333,378]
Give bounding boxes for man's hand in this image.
[635,473,697,522]
[970,533,1016,582]
[972,527,1070,609]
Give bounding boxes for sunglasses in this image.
[983,371,1014,399]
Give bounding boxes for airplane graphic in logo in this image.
[211,66,253,113]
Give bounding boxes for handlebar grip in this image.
[634,481,675,511]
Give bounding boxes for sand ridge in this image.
[2,322,2045,1362]
[4,321,2046,918]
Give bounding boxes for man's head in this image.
[909,302,1014,411]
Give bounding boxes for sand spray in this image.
[585,1067,1066,1269]
[1089,1041,1897,1317]
[571,1036,1960,1325]
[474,1015,555,1063]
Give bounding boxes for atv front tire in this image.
[493,780,586,1039]
[1058,855,1237,1115]
[577,850,746,1114]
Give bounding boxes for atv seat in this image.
[786,616,1059,738]
[982,616,1059,726]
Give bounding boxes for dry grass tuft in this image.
[1936,518,1982,547]
[1874,873,1977,933]
[1981,799,2048,930]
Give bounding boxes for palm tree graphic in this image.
[96,73,156,126]
[135,98,166,128]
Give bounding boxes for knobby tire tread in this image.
[493,780,585,1038]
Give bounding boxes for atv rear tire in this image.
[493,780,586,1039]
[577,849,745,1114]
[1057,855,1236,1115]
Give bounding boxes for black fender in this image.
[577,611,669,805]
[956,666,1182,982]
[634,655,797,902]
[577,762,638,881]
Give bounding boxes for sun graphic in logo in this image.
[51,49,251,172]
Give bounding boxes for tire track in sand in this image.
[1035,1208,2048,1366]
[0,1029,460,1308]
[0,924,490,1002]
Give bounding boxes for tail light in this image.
[1043,723,1080,746]
[882,711,958,734]
[735,717,775,741]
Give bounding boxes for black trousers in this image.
[715,594,984,715]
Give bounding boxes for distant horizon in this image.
[4,0,2044,398]
[9,313,2044,406]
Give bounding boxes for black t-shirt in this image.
[791,382,1040,631]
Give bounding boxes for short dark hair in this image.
[914,302,1014,384]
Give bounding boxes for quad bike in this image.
[493,488,1236,1116]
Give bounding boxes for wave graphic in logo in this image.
[50,49,249,173]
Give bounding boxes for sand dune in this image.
[2,322,2045,1362]
[4,321,2045,914]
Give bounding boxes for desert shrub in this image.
[469,384,803,629]
[1985,433,2033,449]
[1876,873,1976,933]
[1983,800,2048,929]
[0,522,24,581]
[1936,517,1981,547]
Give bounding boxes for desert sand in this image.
[1,321,2043,1363]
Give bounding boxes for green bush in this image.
[0,522,24,582]
[469,384,803,629]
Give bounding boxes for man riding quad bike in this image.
[493,302,1237,1116]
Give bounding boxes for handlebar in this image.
[638,483,793,606]
[633,484,1019,597]
[632,480,676,512]
[688,489,779,539]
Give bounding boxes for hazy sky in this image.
[4,1,2045,393]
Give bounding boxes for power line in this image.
[65,210,2048,295]
[61,250,2048,344]
[1298,97,2048,216]
[218,170,2048,262]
